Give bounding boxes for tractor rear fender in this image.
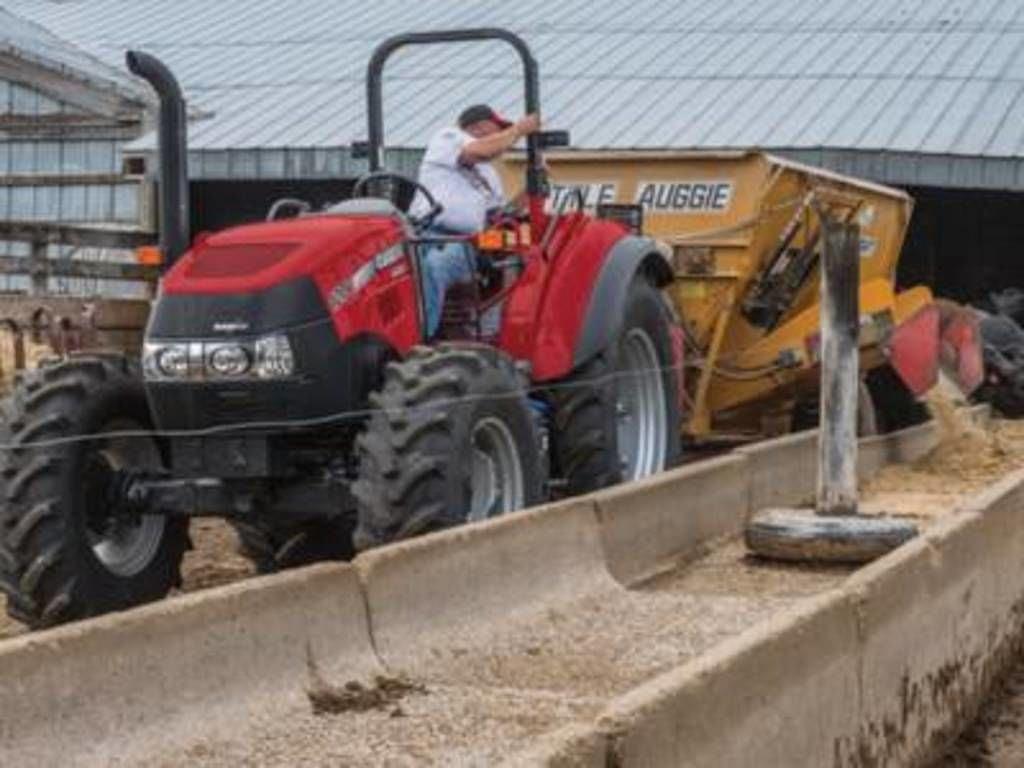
[571,236,673,369]
[502,221,671,382]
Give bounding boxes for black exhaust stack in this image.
[126,51,189,268]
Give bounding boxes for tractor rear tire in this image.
[352,344,544,550]
[231,517,355,574]
[550,276,682,496]
[0,357,187,629]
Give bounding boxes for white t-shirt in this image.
[410,126,505,233]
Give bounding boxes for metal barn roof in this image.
[0,6,144,102]
[5,0,1024,189]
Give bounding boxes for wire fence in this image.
[0,358,690,451]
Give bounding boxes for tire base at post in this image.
[744,507,918,564]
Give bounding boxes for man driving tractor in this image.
[410,104,540,336]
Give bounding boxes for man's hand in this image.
[514,113,541,137]
[462,114,543,164]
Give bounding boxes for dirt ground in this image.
[0,519,254,639]
[176,518,257,591]
[0,337,59,392]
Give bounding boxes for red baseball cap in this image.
[458,104,512,129]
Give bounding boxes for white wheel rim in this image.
[616,328,668,481]
[85,419,167,577]
[468,416,525,521]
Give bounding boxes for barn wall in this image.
[0,78,146,295]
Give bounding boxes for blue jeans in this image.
[420,232,476,337]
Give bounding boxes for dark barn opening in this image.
[188,179,356,235]
[184,178,1024,316]
[898,186,1024,305]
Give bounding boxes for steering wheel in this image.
[351,171,443,229]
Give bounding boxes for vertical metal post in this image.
[817,216,860,516]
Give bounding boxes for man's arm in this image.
[460,114,540,164]
[501,155,550,210]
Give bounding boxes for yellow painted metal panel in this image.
[502,150,921,438]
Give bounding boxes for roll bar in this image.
[366,28,547,197]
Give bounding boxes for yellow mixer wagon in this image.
[501,150,977,441]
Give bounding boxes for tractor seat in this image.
[326,198,414,235]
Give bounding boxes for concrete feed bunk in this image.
[1,409,1022,765]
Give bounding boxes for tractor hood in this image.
[149,213,407,338]
[161,214,404,297]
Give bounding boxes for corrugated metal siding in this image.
[0,78,139,227]
[0,73,145,294]
[6,0,1024,188]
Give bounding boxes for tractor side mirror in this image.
[537,130,570,149]
[351,140,370,159]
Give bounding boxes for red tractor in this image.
[0,29,682,629]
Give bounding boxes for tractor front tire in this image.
[353,344,544,550]
[0,357,187,629]
[231,517,355,574]
[550,276,682,496]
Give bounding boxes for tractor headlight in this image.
[143,334,295,381]
[254,334,295,378]
[207,344,252,377]
[144,343,190,380]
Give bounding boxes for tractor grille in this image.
[186,243,297,279]
[210,389,283,422]
[147,384,290,429]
